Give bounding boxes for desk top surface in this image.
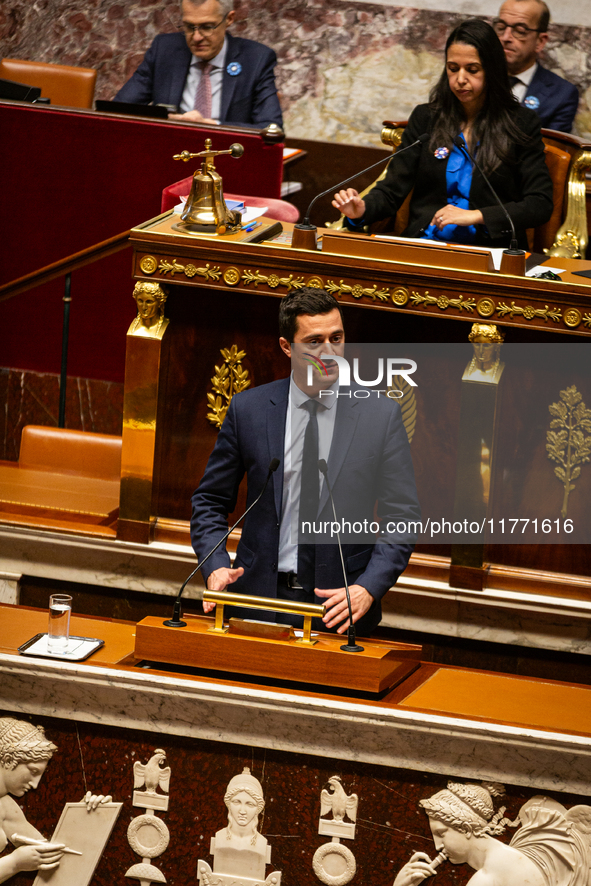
[2,603,590,739]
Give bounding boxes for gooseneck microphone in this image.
[164,458,280,627]
[318,459,364,653]
[452,134,523,256]
[291,133,429,248]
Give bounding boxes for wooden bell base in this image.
[134,615,421,695]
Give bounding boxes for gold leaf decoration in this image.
[546,385,591,517]
[207,345,251,429]
[388,375,417,444]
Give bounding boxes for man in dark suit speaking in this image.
[191,289,420,637]
[114,0,283,128]
[493,0,578,132]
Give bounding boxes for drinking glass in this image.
[48,594,72,651]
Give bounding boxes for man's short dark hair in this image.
[278,288,343,342]
[535,0,550,32]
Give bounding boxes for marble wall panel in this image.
[1,1,589,145]
[0,368,123,461]
[2,710,590,886]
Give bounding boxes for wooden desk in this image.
[0,603,589,794]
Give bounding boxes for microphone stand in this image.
[318,459,363,652]
[291,134,429,251]
[163,458,280,627]
[453,135,526,275]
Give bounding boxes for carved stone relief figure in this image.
[0,717,112,885]
[198,767,281,886]
[392,781,591,886]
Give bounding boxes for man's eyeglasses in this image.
[181,14,227,36]
[492,18,544,39]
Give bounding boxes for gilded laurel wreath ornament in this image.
[207,345,251,429]
[546,385,591,518]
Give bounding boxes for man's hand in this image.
[430,205,484,229]
[168,110,218,125]
[315,584,373,633]
[332,188,366,220]
[203,567,245,613]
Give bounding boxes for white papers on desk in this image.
[375,234,505,271]
[173,200,268,223]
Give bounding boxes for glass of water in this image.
[48,594,72,652]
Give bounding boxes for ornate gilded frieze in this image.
[410,290,476,312]
[159,259,221,280]
[325,280,389,302]
[496,301,562,323]
[241,269,305,291]
[546,385,591,518]
[207,345,251,429]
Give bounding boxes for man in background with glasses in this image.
[115,0,283,129]
[493,0,578,132]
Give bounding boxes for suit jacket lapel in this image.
[267,378,289,521]
[220,33,239,122]
[318,396,360,513]
[522,64,549,104]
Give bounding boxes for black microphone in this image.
[318,458,364,653]
[293,133,429,241]
[164,458,280,627]
[452,135,523,256]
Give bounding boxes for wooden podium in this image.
[135,613,422,696]
[122,213,591,598]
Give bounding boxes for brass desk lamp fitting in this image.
[172,139,244,235]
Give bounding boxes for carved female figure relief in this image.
[393,782,591,886]
[198,767,281,886]
[0,717,112,885]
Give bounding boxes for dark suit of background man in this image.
[191,290,421,637]
[114,0,283,128]
[493,0,578,132]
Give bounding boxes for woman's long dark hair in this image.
[429,19,529,175]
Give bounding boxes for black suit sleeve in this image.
[114,38,159,104]
[244,48,283,127]
[544,82,579,134]
[361,104,431,227]
[479,109,553,240]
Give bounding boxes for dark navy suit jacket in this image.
[114,32,283,128]
[190,378,420,635]
[522,64,579,133]
[357,103,553,250]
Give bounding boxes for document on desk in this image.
[375,235,505,271]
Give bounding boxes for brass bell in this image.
[172,139,244,235]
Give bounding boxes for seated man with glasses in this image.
[114,0,283,128]
[493,0,578,132]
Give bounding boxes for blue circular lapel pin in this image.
[227,62,242,76]
[434,146,449,160]
[524,95,540,110]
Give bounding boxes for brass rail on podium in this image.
[204,590,325,645]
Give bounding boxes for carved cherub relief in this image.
[392,781,591,886]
